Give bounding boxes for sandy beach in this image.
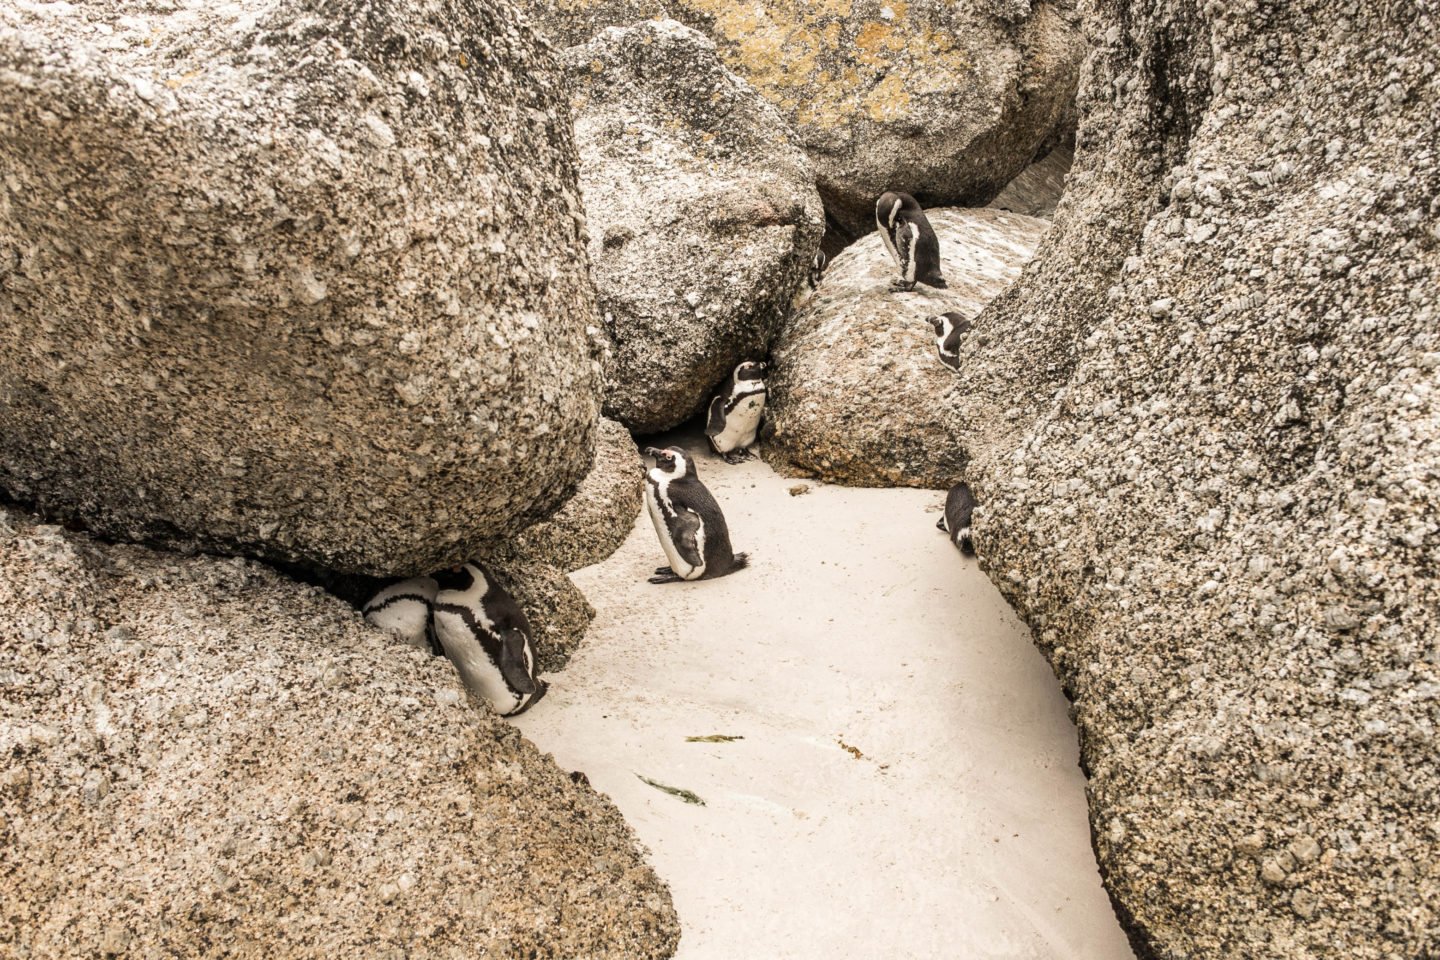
[516,433,1135,959]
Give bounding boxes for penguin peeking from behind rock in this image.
[927,311,971,371]
[704,360,767,464]
[643,445,749,584]
[937,482,976,556]
[876,191,947,292]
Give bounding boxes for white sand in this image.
[515,435,1136,960]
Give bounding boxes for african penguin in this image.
[808,250,828,289]
[705,361,767,464]
[936,482,976,556]
[876,191,947,292]
[363,576,440,652]
[928,311,971,371]
[643,446,749,584]
[430,562,547,716]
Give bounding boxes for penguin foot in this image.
[889,279,917,292]
[648,572,685,584]
[721,450,751,464]
[654,566,674,576]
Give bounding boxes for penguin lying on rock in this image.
[928,312,971,371]
[876,191,947,292]
[937,482,976,556]
[430,563,547,716]
[643,445,749,584]
[705,361,767,464]
[363,576,440,653]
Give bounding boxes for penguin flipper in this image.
[672,510,705,570]
[703,395,727,437]
[498,628,537,695]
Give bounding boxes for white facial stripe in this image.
[889,198,902,227]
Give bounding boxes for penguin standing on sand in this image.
[430,563,547,716]
[928,312,971,371]
[705,361,767,463]
[876,191,947,292]
[936,482,977,556]
[363,576,440,652]
[643,446,749,584]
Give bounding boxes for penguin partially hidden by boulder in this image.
[808,250,828,289]
[928,311,971,371]
[643,445,749,584]
[430,562,547,716]
[704,361,767,464]
[936,482,976,556]
[876,191,947,292]
[363,576,440,653]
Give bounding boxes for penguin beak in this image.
[642,447,663,459]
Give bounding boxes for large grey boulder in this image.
[763,207,1047,487]
[0,507,679,958]
[948,1,1440,956]
[561,20,825,433]
[532,0,1085,237]
[0,0,602,576]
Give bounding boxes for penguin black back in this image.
[936,482,976,556]
[876,191,947,291]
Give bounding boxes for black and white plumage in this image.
[704,361,767,463]
[928,311,971,371]
[936,482,976,556]
[363,576,440,652]
[643,446,749,584]
[430,563,547,716]
[876,191,947,292]
[808,250,828,289]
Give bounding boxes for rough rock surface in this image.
[561,19,826,432]
[534,0,1085,237]
[0,0,601,576]
[511,417,646,574]
[763,207,1047,487]
[945,2,1440,956]
[0,507,679,958]
[987,142,1073,219]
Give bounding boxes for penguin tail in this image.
[731,552,750,571]
[929,276,949,289]
[956,528,975,557]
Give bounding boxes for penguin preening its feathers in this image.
[928,311,971,371]
[937,482,976,556]
[876,191,947,292]
[705,361,768,463]
[643,445,749,584]
[429,562,547,716]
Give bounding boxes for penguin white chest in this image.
[645,478,699,578]
[714,394,765,453]
[430,609,523,714]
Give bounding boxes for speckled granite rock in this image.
[561,20,824,432]
[0,0,601,576]
[946,2,1440,956]
[534,0,1085,237]
[763,207,1047,487]
[987,143,1073,219]
[0,507,679,959]
[512,417,645,574]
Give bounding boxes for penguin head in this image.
[734,361,767,382]
[876,191,920,227]
[928,314,948,336]
[812,250,827,270]
[643,445,694,481]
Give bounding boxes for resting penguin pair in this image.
[936,482,977,556]
[363,563,546,716]
[643,445,749,584]
[705,360,767,463]
[877,191,947,292]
